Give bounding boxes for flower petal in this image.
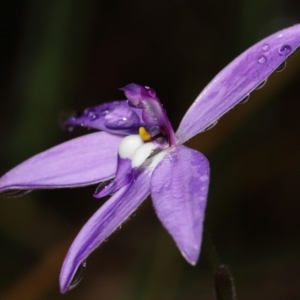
[65,101,146,135]
[151,145,210,264]
[94,156,132,198]
[0,132,121,194]
[122,84,177,145]
[176,24,300,143]
[59,168,151,293]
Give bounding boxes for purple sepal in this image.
[0,132,121,193]
[151,145,209,264]
[176,24,300,143]
[94,156,133,198]
[59,168,152,293]
[65,101,146,135]
[121,84,177,145]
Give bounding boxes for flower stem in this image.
[202,231,237,300]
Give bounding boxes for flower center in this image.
[118,127,169,170]
[139,127,151,142]
[121,83,177,146]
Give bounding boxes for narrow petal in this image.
[121,84,177,145]
[94,156,132,198]
[151,145,210,264]
[176,24,300,143]
[0,132,121,194]
[65,101,146,135]
[59,168,151,293]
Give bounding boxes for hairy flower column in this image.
[0,24,300,293]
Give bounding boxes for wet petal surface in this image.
[0,132,121,193]
[60,168,152,293]
[151,145,210,264]
[65,101,146,135]
[176,24,300,143]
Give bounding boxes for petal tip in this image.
[180,247,200,266]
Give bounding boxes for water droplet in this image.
[262,44,269,51]
[88,113,99,121]
[101,109,109,115]
[67,126,74,132]
[257,55,267,64]
[69,261,87,291]
[84,107,94,114]
[204,121,218,131]
[144,86,156,98]
[94,180,114,195]
[275,61,287,72]
[0,189,32,198]
[80,123,85,127]
[278,33,283,38]
[200,174,209,181]
[240,94,250,104]
[279,44,292,56]
[255,80,267,90]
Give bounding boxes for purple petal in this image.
[0,132,121,194]
[94,156,132,198]
[151,145,209,264]
[59,168,151,293]
[121,84,177,145]
[65,101,146,135]
[176,24,300,143]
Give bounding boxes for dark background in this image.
[0,1,300,299]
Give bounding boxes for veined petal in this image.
[176,24,300,143]
[151,145,210,264]
[65,101,146,135]
[0,132,121,194]
[59,168,152,293]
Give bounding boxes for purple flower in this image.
[1,24,300,293]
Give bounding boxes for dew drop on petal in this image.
[204,121,218,131]
[279,44,292,56]
[275,61,287,72]
[200,174,209,181]
[240,94,250,104]
[257,55,267,64]
[89,113,99,121]
[101,109,109,115]
[255,79,267,90]
[278,33,283,38]
[0,189,32,198]
[144,86,156,98]
[262,43,270,51]
[67,125,74,132]
[68,261,87,291]
[94,180,114,196]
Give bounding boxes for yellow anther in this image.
[139,127,151,142]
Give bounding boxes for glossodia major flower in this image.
[0,24,300,293]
